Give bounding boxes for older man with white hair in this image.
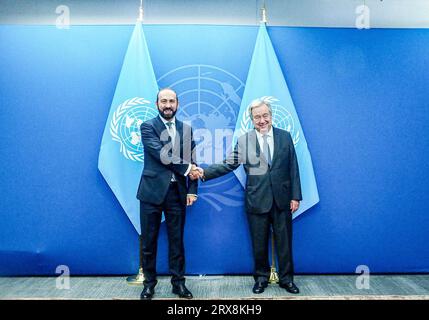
[191,99,302,294]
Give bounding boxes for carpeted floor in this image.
[1,275,428,300]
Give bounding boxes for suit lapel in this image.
[270,127,281,168]
[153,116,181,148]
[175,120,183,151]
[153,116,166,140]
[251,127,279,169]
[249,129,268,167]
[251,130,261,154]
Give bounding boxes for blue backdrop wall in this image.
[1,25,428,275]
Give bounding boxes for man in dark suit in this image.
[136,88,198,300]
[190,99,302,294]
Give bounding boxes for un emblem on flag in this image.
[240,96,300,145]
[110,97,158,162]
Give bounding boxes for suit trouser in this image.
[247,202,294,284]
[140,182,186,288]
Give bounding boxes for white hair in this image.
[248,98,272,120]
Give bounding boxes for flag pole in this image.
[126,0,145,286]
[260,3,267,24]
[126,235,145,285]
[269,228,279,284]
[261,2,279,284]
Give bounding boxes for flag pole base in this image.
[126,267,145,286]
[269,266,279,284]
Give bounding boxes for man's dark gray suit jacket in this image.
[203,127,302,214]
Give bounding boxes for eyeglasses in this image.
[253,113,271,121]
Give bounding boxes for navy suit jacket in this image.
[136,116,198,206]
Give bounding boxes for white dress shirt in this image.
[255,126,274,162]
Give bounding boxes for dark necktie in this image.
[165,121,176,181]
[165,121,173,132]
[165,121,174,144]
[262,134,272,167]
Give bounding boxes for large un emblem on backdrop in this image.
[158,64,245,210]
[110,97,158,162]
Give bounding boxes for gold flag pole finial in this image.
[138,0,144,22]
[260,4,267,24]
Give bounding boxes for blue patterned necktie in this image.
[165,121,176,181]
[165,121,174,145]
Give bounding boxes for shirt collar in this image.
[255,126,273,139]
[159,115,176,126]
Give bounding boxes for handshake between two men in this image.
[188,164,204,181]
[138,89,303,299]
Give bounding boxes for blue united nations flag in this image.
[98,22,158,234]
[234,23,319,218]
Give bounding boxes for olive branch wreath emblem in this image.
[110,97,151,162]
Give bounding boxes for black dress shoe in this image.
[172,284,193,299]
[279,282,300,294]
[140,286,155,300]
[252,281,268,294]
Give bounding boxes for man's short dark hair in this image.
[156,87,179,103]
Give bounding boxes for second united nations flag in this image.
[234,23,320,218]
